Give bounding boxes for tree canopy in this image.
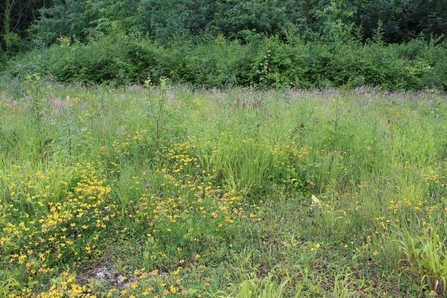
[2,0,447,53]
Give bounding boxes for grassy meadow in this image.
[1,77,447,297]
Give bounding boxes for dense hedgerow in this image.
[5,33,447,91]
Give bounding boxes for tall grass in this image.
[1,78,447,296]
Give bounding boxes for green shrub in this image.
[4,32,447,91]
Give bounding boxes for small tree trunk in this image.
[4,0,13,34]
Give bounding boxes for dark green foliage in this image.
[30,0,94,44]
[351,0,447,43]
[3,0,447,91]
[213,0,302,41]
[136,0,217,42]
[11,33,161,85]
[7,32,447,91]
[0,49,6,70]
[0,0,50,55]
[27,0,447,46]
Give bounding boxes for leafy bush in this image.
[4,32,447,91]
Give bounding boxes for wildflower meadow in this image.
[1,77,447,297]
